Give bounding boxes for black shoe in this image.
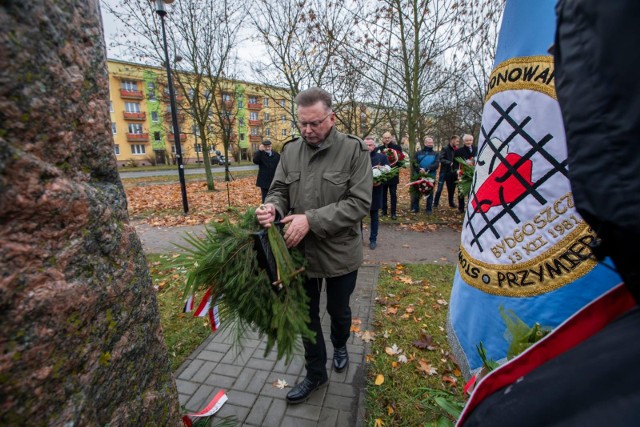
[369,241,377,250]
[449,204,457,209]
[381,211,387,216]
[410,209,419,213]
[333,346,349,372]
[286,377,328,404]
[391,215,397,220]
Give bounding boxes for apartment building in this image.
[107,59,295,167]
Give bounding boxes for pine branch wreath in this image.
[176,208,314,363]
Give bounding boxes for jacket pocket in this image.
[285,172,301,211]
[321,171,349,204]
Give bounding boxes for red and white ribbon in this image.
[183,294,195,313]
[182,390,228,425]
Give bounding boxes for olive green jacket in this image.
[266,127,373,278]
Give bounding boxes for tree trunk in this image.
[0,1,181,425]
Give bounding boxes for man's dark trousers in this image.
[381,183,397,216]
[302,270,358,381]
[434,171,456,207]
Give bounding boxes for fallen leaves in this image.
[412,333,435,351]
[385,344,403,356]
[416,359,437,376]
[375,374,385,385]
[358,330,376,343]
[272,379,288,389]
[125,177,262,226]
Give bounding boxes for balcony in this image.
[123,111,146,121]
[127,133,149,142]
[249,119,263,126]
[247,102,263,110]
[222,100,234,110]
[168,133,187,142]
[120,89,144,100]
[249,135,262,142]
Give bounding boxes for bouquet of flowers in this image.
[372,164,400,185]
[383,147,407,168]
[406,172,436,198]
[456,157,475,198]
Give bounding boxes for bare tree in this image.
[103,0,244,190]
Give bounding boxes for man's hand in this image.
[258,144,265,151]
[256,203,276,228]
[281,214,310,248]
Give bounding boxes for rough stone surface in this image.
[0,1,181,425]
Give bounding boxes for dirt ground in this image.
[134,219,461,265]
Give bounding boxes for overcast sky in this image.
[98,0,263,79]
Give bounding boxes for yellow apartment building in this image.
[107,59,295,167]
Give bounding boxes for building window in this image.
[154,131,161,141]
[263,112,270,121]
[238,117,245,125]
[151,111,159,122]
[251,127,259,136]
[194,144,202,153]
[131,144,146,155]
[191,125,201,136]
[281,115,286,123]
[282,129,287,136]
[250,111,259,120]
[171,145,176,153]
[111,122,117,134]
[125,102,140,113]
[148,82,155,90]
[249,96,258,104]
[237,99,243,109]
[122,80,138,91]
[240,133,245,141]
[128,123,143,134]
[222,93,232,102]
[110,101,114,112]
[263,98,269,107]
[149,92,156,102]
[265,128,271,137]
[278,99,285,107]
[114,144,120,155]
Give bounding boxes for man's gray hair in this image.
[294,87,332,110]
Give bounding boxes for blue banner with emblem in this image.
[447,0,622,378]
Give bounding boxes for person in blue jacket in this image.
[411,136,439,214]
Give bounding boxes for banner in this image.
[447,0,622,378]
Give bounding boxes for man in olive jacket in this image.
[256,87,372,404]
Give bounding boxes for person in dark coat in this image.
[411,136,439,213]
[252,140,280,202]
[433,135,460,209]
[365,136,390,250]
[374,132,403,219]
[456,134,477,213]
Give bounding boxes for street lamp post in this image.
[154,0,188,214]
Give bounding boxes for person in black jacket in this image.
[365,136,390,250]
[456,134,477,213]
[252,140,280,202]
[374,132,403,219]
[433,135,460,209]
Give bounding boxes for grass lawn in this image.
[365,263,465,426]
[148,253,211,371]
